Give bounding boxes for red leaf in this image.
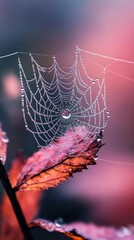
[62,222,134,240]
[30,219,88,240]
[15,126,102,191]
[30,219,134,240]
[0,126,9,164]
[0,154,42,240]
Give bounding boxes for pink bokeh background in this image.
[0,0,134,229]
[59,0,134,226]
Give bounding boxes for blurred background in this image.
[0,0,134,239]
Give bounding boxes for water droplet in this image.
[106,110,110,118]
[92,80,95,84]
[97,135,102,142]
[61,109,71,120]
[117,227,132,237]
[2,134,9,143]
[54,218,63,228]
[94,156,98,161]
[48,223,55,232]
[48,228,54,232]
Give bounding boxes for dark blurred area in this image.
[0,0,134,239]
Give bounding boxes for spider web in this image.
[18,46,109,154]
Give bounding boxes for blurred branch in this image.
[0,158,33,240]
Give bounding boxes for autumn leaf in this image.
[62,222,134,240]
[29,219,88,240]
[15,126,103,191]
[0,154,42,240]
[0,125,9,164]
[30,219,134,240]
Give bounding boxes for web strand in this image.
[99,158,134,167]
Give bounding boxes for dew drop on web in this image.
[61,109,71,120]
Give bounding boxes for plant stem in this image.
[0,160,33,240]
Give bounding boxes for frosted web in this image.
[18,46,109,154]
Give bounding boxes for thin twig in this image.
[0,159,33,240]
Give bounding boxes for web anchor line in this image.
[0,49,134,64]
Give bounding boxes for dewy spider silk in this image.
[18,46,109,154]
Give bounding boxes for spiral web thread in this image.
[18,46,110,156]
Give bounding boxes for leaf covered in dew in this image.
[30,219,87,240]
[0,154,42,240]
[30,219,134,240]
[0,125,9,164]
[15,126,103,191]
[62,222,134,240]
